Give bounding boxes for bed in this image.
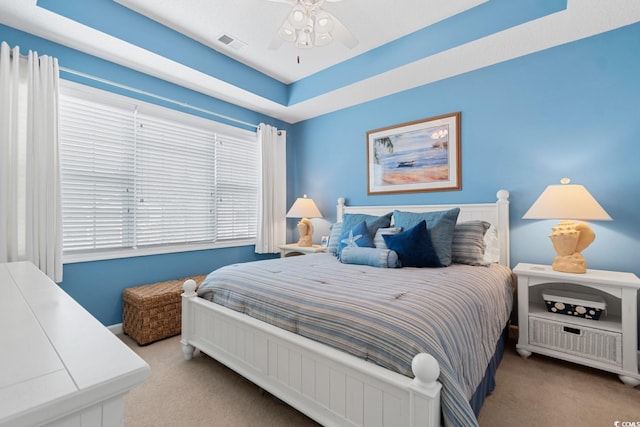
[181,190,512,427]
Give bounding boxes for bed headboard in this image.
[336,190,510,266]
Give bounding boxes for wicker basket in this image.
[123,275,206,345]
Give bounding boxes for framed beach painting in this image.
[366,112,461,194]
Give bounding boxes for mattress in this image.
[198,253,513,426]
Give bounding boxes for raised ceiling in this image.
[114,0,488,84]
[1,0,639,123]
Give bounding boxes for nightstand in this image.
[514,263,640,386]
[279,243,327,258]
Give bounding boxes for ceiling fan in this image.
[267,0,358,49]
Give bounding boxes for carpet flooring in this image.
[120,334,639,426]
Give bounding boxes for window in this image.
[59,81,258,261]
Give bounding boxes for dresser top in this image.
[0,262,150,426]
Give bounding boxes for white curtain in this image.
[255,123,287,254]
[0,42,62,282]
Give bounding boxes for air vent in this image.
[217,33,246,50]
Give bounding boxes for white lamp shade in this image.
[523,181,612,221]
[286,196,323,219]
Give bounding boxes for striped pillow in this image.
[327,222,343,255]
[451,220,491,266]
[373,227,403,249]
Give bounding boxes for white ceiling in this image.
[1,1,639,124]
[113,0,486,84]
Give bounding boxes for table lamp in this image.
[286,195,323,247]
[522,178,612,273]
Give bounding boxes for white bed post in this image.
[336,197,346,222]
[409,353,442,426]
[496,190,510,267]
[181,279,198,360]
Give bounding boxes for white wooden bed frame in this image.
[181,190,510,427]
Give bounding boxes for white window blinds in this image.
[133,110,217,247]
[59,82,258,258]
[60,95,135,252]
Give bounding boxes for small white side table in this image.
[514,262,640,386]
[279,243,327,258]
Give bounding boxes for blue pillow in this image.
[382,220,441,267]
[392,208,460,266]
[327,222,343,255]
[336,220,374,257]
[339,247,400,268]
[341,212,392,241]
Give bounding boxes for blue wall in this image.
[2,22,639,326]
[0,25,284,326]
[291,23,640,277]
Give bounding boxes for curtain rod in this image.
[59,66,259,130]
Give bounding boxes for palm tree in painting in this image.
[374,136,393,164]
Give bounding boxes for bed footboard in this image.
[181,279,442,427]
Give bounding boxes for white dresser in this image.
[0,262,150,427]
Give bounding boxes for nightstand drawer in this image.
[528,316,622,366]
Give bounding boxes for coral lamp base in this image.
[548,220,595,274]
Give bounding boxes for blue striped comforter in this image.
[198,253,513,427]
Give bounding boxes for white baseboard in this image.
[108,323,123,335]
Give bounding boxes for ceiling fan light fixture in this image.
[303,16,314,34]
[288,5,307,29]
[278,24,297,42]
[295,31,313,48]
[314,11,333,34]
[269,0,356,50]
[314,32,332,46]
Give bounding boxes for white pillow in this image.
[483,224,501,264]
[373,227,402,249]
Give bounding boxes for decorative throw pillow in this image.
[341,212,392,242]
[340,247,400,268]
[392,208,460,266]
[327,222,343,255]
[382,220,441,267]
[336,220,375,257]
[451,220,491,266]
[483,224,501,264]
[373,227,403,249]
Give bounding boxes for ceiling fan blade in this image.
[268,35,286,50]
[267,13,294,50]
[325,11,358,49]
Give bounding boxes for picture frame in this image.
[366,112,461,195]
